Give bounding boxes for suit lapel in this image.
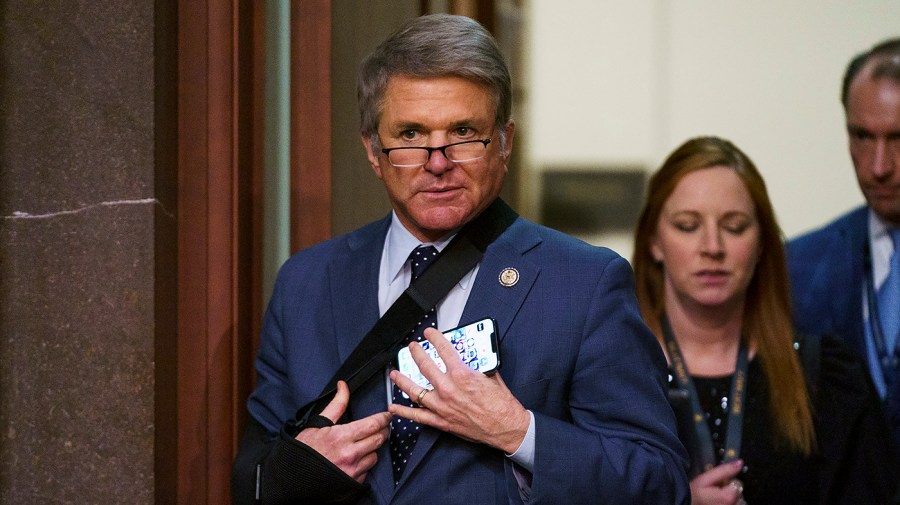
[837,209,870,358]
[332,217,392,421]
[460,223,540,341]
[330,217,388,367]
[326,217,397,502]
[395,220,540,490]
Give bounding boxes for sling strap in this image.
[285,198,518,436]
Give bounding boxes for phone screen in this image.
[396,317,500,394]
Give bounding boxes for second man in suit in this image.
[787,38,900,456]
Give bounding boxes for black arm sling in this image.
[285,198,518,436]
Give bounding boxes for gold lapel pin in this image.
[498,267,519,287]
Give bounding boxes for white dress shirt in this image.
[377,212,536,488]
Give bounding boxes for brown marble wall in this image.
[0,2,162,503]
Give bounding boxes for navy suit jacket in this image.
[787,206,870,361]
[787,206,900,484]
[245,214,689,504]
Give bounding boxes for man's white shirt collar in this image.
[869,209,896,288]
[383,211,474,291]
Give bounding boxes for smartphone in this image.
[396,317,500,394]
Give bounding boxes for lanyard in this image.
[864,243,900,383]
[661,314,749,473]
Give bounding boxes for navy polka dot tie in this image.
[390,245,439,485]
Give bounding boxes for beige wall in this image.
[523,0,900,259]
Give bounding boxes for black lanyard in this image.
[662,314,749,473]
[864,243,900,383]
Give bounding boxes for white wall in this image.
[523,0,900,259]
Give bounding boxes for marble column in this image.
[0,2,167,502]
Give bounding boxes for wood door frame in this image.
[165,1,333,503]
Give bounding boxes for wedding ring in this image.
[729,479,744,495]
[416,388,431,406]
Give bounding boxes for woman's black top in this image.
[668,333,899,505]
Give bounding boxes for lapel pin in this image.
[498,267,519,287]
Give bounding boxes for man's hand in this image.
[296,380,391,483]
[388,327,530,454]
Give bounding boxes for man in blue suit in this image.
[232,14,689,504]
[787,38,900,454]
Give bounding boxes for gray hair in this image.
[358,14,512,152]
[841,37,900,109]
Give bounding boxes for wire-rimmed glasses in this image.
[381,138,492,168]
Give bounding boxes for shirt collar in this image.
[868,209,896,285]
[869,209,895,249]
[385,212,458,286]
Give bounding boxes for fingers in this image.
[422,327,463,373]
[319,380,351,424]
[422,326,446,345]
[348,451,378,483]
[293,380,390,481]
[386,375,438,420]
[331,412,391,483]
[324,413,390,483]
[694,460,743,487]
[404,329,452,386]
[389,365,529,453]
[390,328,529,452]
[357,411,392,438]
[296,409,391,483]
[348,412,391,457]
[406,327,479,389]
[727,478,744,498]
[390,368,421,400]
[388,400,441,430]
[691,460,745,505]
[415,387,432,407]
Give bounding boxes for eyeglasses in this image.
[381,138,492,168]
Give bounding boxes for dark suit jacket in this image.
[809,333,899,504]
[787,206,870,360]
[787,206,900,492]
[236,214,690,504]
